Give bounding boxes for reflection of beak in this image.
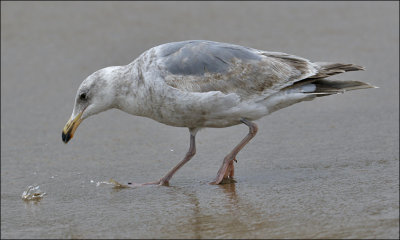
[62,110,84,143]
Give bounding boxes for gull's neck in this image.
[113,61,151,117]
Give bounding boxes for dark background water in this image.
[1,2,399,238]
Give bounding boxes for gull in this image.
[62,40,376,185]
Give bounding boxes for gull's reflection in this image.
[179,180,270,238]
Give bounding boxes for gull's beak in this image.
[62,110,84,143]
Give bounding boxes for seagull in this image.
[62,40,376,186]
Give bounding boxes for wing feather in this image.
[155,41,318,100]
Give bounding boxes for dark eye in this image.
[79,93,87,101]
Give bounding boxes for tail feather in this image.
[265,79,376,114]
[311,62,365,79]
[313,79,377,95]
[296,79,377,99]
[282,79,377,97]
[265,63,376,113]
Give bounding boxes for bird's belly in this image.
[150,91,269,128]
[155,112,243,128]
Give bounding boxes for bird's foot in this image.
[221,177,237,184]
[210,176,236,185]
[127,179,169,187]
[210,158,236,185]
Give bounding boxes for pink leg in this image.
[129,128,197,186]
[211,119,258,185]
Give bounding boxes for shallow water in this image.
[1,2,399,239]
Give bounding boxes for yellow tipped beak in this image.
[62,111,84,143]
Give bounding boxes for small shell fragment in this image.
[21,185,46,201]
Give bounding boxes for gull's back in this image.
[153,40,322,100]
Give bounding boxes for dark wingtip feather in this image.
[311,62,366,79]
[313,79,377,96]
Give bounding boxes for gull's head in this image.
[62,66,121,143]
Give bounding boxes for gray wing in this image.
[159,40,261,75]
[156,40,318,99]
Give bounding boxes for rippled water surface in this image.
[1,2,399,239]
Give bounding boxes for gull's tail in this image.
[265,62,377,114]
[309,79,378,97]
[286,63,377,96]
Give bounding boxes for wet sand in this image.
[1,2,399,238]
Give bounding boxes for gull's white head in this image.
[62,66,121,143]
